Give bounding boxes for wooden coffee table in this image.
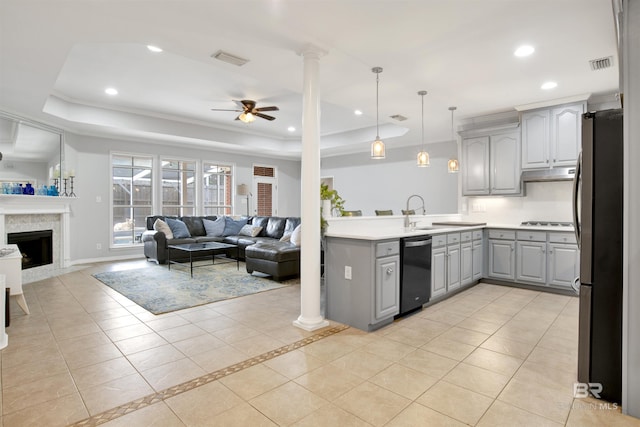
[167,242,239,277]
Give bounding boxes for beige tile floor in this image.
[1,259,640,426]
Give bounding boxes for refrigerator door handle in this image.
[573,151,582,250]
[571,276,580,295]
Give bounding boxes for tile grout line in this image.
[67,324,349,427]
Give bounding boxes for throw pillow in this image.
[290,224,301,246]
[153,218,174,239]
[239,224,263,237]
[279,233,291,242]
[222,217,248,236]
[203,217,225,237]
[166,218,191,239]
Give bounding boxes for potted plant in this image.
[320,183,345,234]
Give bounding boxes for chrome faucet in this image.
[404,194,426,228]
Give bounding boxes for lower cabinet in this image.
[487,235,516,281]
[375,256,400,321]
[547,242,579,289]
[431,246,447,299]
[461,241,473,286]
[516,241,547,284]
[472,238,483,281]
[447,241,461,291]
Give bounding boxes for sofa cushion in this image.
[284,217,301,235]
[246,241,299,262]
[250,217,269,236]
[153,218,173,239]
[194,236,224,244]
[290,224,301,246]
[203,217,225,237]
[265,217,286,239]
[180,217,206,237]
[239,224,263,237]
[222,217,248,236]
[166,237,197,245]
[166,218,191,239]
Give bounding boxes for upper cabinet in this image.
[461,129,521,196]
[521,102,586,170]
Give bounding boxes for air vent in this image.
[589,56,613,71]
[211,50,249,67]
[390,114,408,121]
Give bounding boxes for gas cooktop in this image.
[520,221,573,227]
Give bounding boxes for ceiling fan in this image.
[211,99,279,123]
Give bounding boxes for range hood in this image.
[521,167,576,182]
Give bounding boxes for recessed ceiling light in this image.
[541,81,558,90]
[287,126,296,132]
[354,110,363,116]
[514,45,535,57]
[147,45,163,53]
[105,87,118,95]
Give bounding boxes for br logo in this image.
[573,382,603,398]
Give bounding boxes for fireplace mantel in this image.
[0,195,75,272]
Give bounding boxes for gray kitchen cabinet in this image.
[447,241,461,291]
[487,230,516,281]
[472,231,483,281]
[461,130,521,196]
[547,240,579,289]
[522,102,585,169]
[431,245,447,299]
[490,131,521,195]
[325,237,400,331]
[461,241,473,286]
[516,241,547,284]
[516,230,547,284]
[461,136,490,195]
[375,255,400,321]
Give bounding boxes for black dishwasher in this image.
[398,235,432,317]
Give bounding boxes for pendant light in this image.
[370,67,385,159]
[447,106,459,173]
[417,90,430,167]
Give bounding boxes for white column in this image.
[293,44,329,331]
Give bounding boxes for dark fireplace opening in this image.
[7,230,53,270]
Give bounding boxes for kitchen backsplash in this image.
[462,181,573,225]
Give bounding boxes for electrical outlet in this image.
[344,265,352,280]
[472,201,486,212]
[96,243,102,250]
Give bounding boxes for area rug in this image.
[92,261,298,315]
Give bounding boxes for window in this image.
[161,159,196,216]
[203,162,232,215]
[111,154,152,246]
[253,164,277,216]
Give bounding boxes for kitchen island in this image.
[323,215,576,332]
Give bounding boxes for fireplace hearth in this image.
[7,230,53,270]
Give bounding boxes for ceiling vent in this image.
[212,50,249,67]
[589,56,613,71]
[390,114,408,121]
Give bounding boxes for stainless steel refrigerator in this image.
[573,108,623,403]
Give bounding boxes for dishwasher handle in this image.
[403,239,432,248]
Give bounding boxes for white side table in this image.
[0,274,8,349]
[0,245,30,315]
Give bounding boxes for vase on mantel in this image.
[322,199,332,220]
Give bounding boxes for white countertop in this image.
[324,223,574,241]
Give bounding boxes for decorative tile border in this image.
[69,323,349,426]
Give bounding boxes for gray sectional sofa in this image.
[141,215,300,281]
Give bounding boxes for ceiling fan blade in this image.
[255,112,276,121]
[238,99,256,111]
[211,108,243,112]
[255,106,279,112]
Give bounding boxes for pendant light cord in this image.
[421,93,425,150]
[376,72,380,138]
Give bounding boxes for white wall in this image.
[462,181,573,225]
[63,132,301,264]
[320,141,459,216]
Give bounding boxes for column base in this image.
[293,316,330,332]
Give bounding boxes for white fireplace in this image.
[0,195,73,283]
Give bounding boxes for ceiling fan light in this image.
[371,138,385,159]
[448,158,459,173]
[417,151,430,167]
[239,112,256,123]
